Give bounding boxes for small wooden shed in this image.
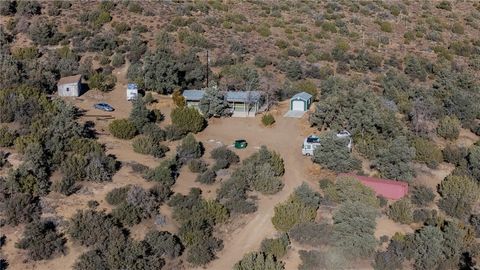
[57,74,82,97]
[290,92,312,111]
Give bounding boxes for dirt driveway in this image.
[195,113,318,269]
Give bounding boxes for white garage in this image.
[290,92,313,111]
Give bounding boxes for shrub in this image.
[111,203,143,226]
[272,200,317,232]
[254,56,272,68]
[437,116,461,140]
[260,234,290,259]
[16,220,66,261]
[144,231,183,258]
[88,72,117,92]
[312,132,361,173]
[332,201,377,258]
[111,53,125,67]
[109,119,137,139]
[132,135,154,155]
[176,133,203,163]
[413,208,435,223]
[388,198,413,224]
[196,169,216,184]
[234,252,284,270]
[211,146,239,169]
[132,135,168,158]
[442,144,468,165]
[374,136,416,181]
[324,177,379,207]
[379,21,393,33]
[68,209,122,247]
[144,159,177,187]
[188,159,208,173]
[451,22,464,34]
[411,185,435,206]
[0,126,16,147]
[412,138,443,168]
[17,0,42,16]
[170,106,205,133]
[105,186,131,205]
[436,1,452,11]
[288,222,332,247]
[438,175,479,218]
[470,214,480,237]
[292,183,322,209]
[261,113,275,126]
[164,124,187,141]
[3,193,41,226]
[29,19,63,46]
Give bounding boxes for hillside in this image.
[1,1,480,270]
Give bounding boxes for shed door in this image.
[292,100,305,111]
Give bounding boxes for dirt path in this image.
[196,112,317,269]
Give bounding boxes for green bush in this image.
[254,56,272,68]
[188,159,208,173]
[437,116,461,140]
[260,234,290,259]
[0,126,16,147]
[176,133,203,163]
[15,220,66,261]
[442,144,468,165]
[412,138,443,168]
[451,22,464,34]
[438,175,479,218]
[379,21,393,33]
[88,72,117,92]
[234,252,284,270]
[272,199,317,232]
[312,131,361,173]
[196,169,216,184]
[109,119,137,139]
[132,135,154,154]
[111,53,125,67]
[411,185,435,207]
[289,222,332,247]
[106,186,131,205]
[171,106,205,133]
[436,1,452,10]
[261,113,275,126]
[388,198,413,224]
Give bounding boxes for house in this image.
[339,173,409,200]
[182,90,264,117]
[290,91,313,111]
[226,91,263,117]
[183,89,205,109]
[57,74,82,97]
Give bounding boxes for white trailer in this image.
[302,131,352,156]
[127,83,139,101]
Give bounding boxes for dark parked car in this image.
[94,102,114,112]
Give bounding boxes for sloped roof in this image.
[291,91,312,101]
[57,74,82,85]
[338,173,408,200]
[183,90,205,101]
[226,91,262,102]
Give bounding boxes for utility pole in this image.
[206,50,209,88]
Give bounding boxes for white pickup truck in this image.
[302,131,352,156]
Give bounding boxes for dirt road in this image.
[195,114,317,269]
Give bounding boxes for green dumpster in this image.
[234,139,248,149]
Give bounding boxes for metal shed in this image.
[290,92,313,111]
[57,74,82,97]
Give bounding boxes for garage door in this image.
[292,100,305,111]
